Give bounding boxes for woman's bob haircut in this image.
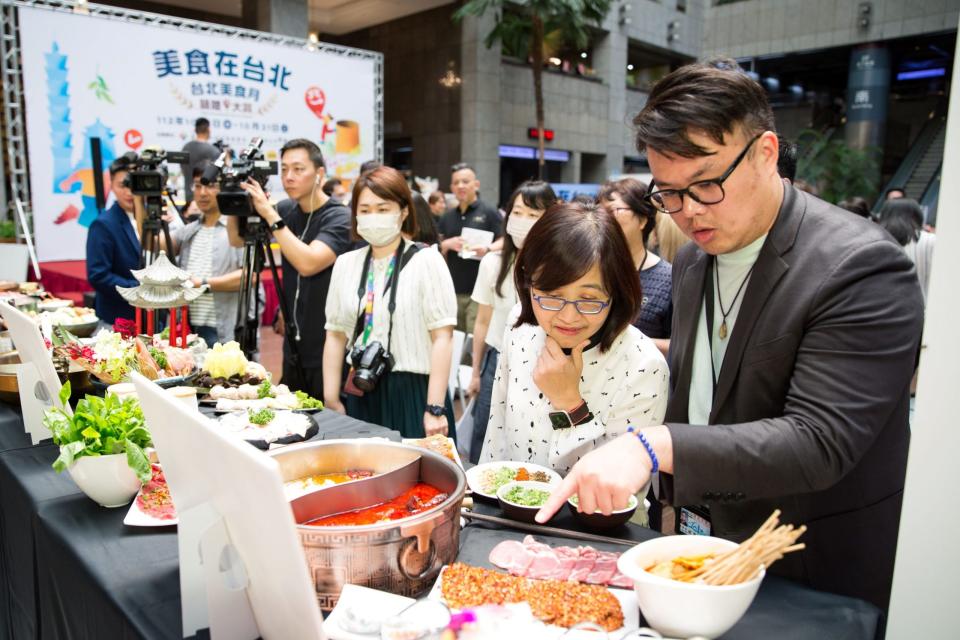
[513,202,641,352]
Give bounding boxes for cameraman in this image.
[322,166,458,438]
[87,154,142,331]
[229,139,351,399]
[170,165,246,347]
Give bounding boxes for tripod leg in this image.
[263,241,304,382]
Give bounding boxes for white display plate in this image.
[427,565,640,639]
[465,460,561,500]
[323,584,416,640]
[123,467,178,527]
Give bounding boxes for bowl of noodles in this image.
[616,535,763,639]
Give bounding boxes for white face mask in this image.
[507,215,539,248]
[356,212,402,247]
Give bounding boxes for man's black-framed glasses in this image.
[645,133,763,214]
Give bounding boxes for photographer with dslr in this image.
[170,164,246,346]
[230,138,351,399]
[322,166,458,438]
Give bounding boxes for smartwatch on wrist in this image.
[425,404,445,417]
[269,218,287,232]
[548,400,593,430]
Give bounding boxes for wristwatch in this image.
[269,218,287,232]
[549,400,593,430]
[201,277,208,287]
[425,404,445,417]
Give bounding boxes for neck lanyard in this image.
[360,254,397,345]
[704,257,719,396]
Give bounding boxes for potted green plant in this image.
[0,220,15,244]
[43,382,153,507]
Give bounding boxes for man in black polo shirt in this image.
[438,162,503,332]
[230,138,351,400]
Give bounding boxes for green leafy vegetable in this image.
[247,408,275,426]
[502,485,551,507]
[45,381,154,483]
[148,347,168,370]
[257,379,274,399]
[294,390,324,409]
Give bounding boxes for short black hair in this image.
[837,196,871,219]
[321,177,342,197]
[877,198,923,246]
[634,57,775,158]
[451,162,475,174]
[109,152,138,178]
[777,136,798,182]
[280,138,325,170]
[195,117,210,134]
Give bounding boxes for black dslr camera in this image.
[124,148,190,197]
[200,137,277,216]
[348,341,395,392]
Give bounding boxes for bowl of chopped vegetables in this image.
[567,493,640,530]
[496,480,556,523]
[465,461,561,501]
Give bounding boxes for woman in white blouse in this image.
[480,202,669,475]
[467,180,558,463]
[322,166,458,439]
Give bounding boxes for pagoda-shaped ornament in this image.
[115,251,208,347]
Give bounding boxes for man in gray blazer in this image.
[537,59,923,611]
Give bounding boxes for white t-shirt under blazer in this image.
[480,320,669,474]
[325,240,457,375]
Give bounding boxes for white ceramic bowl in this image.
[616,535,763,639]
[67,453,142,508]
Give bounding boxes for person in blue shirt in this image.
[86,154,141,331]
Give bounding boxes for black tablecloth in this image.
[0,407,882,640]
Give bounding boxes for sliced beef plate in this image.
[569,545,598,582]
[487,536,633,588]
[585,551,620,584]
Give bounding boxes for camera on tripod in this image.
[123,148,190,197]
[348,341,395,392]
[200,137,277,217]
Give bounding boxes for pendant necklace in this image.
[715,261,756,340]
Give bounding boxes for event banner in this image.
[18,5,379,260]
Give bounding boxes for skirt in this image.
[345,370,457,441]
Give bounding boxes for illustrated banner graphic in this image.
[18,6,378,260]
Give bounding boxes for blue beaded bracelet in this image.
[627,426,659,475]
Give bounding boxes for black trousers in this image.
[282,362,324,401]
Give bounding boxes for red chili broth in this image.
[305,483,447,526]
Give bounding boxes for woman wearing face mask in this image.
[466,180,557,463]
[323,167,458,438]
[480,202,668,479]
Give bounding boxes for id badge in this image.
[678,506,712,536]
[343,368,364,397]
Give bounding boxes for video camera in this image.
[123,148,190,197]
[200,137,277,216]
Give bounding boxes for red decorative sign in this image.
[124,129,143,150]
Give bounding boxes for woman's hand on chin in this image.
[533,336,589,411]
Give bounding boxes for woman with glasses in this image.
[599,178,672,358]
[466,180,558,463]
[479,202,668,476]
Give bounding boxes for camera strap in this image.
[349,240,420,354]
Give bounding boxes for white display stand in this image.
[130,373,325,640]
[0,303,69,443]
